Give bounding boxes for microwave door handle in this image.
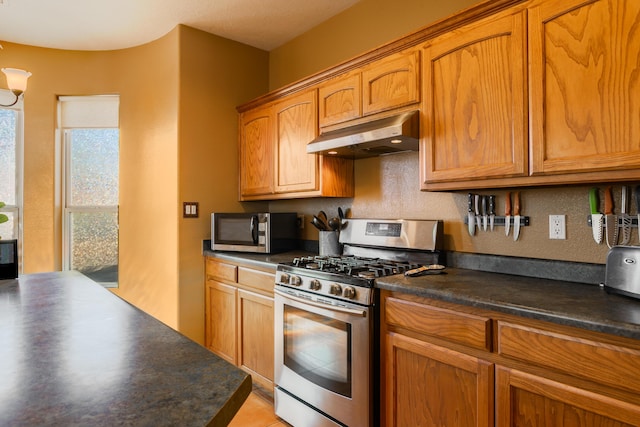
[250,215,259,244]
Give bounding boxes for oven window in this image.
[283,305,352,397]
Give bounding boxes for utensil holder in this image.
[319,230,341,256]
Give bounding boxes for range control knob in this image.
[290,275,302,286]
[279,273,290,285]
[309,279,322,291]
[329,284,342,296]
[343,286,356,299]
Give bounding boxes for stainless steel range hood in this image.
[307,110,419,158]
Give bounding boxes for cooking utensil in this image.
[474,194,481,232]
[589,187,603,244]
[467,193,475,236]
[404,264,446,277]
[318,210,328,224]
[513,191,521,241]
[636,186,640,243]
[312,215,329,231]
[481,195,488,231]
[604,186,618,248]
[505,192,512,237]
[328,217,341,231]
[620,186,632,245]
[338,207,345,220]
[488,195,496,231]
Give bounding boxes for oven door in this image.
[274,286,373,427]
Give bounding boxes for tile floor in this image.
[229,387,290,427]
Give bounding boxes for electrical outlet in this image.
[297,214,305,229]
[549,215,566,239]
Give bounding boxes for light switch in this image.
[183,202,199,218]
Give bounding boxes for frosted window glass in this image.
[69,129,119,206]
[0,212,15,240]
[0,110,16,206]
[69,211,118,284]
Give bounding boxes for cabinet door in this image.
[239,106,274,198]
[205,279,237,364]
[529,0,640,175]
[238,289,274,390]
[362,49,420,116]
[273,90,319,193]
[318,71,362,128]
[496,366,640,427]
[421,10,527,184]
[385,331,494,427]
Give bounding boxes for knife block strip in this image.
[464,216,529,226]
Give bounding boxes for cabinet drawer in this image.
[205,258,238,283]
[385,296,491,351]
[497,321,640,394]
[238,266,275,294]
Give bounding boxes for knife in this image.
[513,191,521,241]
[636,186,640,243]
[589,187,603,244]
[604,186,618,248]
[481,195,488,231]
[475,194,481,233]
[489,195,496,231]
[505,192,512,237]
[620,186,632,245]
[467,193,475,236]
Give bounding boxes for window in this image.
[58,96,119,287]
[0,90,23,270]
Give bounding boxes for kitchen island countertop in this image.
[0,271,251,427]
[205,249,640,341]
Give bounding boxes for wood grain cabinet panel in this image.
[205,279,237,365]
[362,49,420,116]
[385,295,491,351]
[318,72,362,128]
[497,320,640,395]
[421,9,527,185]
[238,289,274,390]
[529,0,640,176]
[496,366,640,427]
[238,106,274,197]
[385,331,494,427]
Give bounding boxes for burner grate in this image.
[291,255,419,278]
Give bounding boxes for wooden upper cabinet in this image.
[362,49,420,116]
[239,106,274,197]
[529,0,640,176]
[274,90,319,193]
[421,10,528,185]
[318,71,362,128]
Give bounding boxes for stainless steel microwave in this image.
[211,212,298,253]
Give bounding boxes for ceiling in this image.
[0,0,360,51]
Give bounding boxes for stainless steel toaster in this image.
[605,246,640,299]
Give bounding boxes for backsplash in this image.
[270,151,622,265]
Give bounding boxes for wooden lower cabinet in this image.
[385,331,494,427]
[496,366,640,427]
[381,290,640,427]
[205,257,275,391]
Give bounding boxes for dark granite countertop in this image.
[0,271,251,427]
[203,247,640,342]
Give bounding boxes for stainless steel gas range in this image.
[274,218,443,427]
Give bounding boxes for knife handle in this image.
[621,186,628,214]
[636,186,640,212]
[475,194,480,215]
[604,186,614,215]
[481,195,487,215]
[589,187,599,214]
[513,192,521,216]
[468,193,474,213]
[505,192,512,216]
[489,195,496,215]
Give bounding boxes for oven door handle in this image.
[274,289,367,317]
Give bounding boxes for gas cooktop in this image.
[285,255,421,279]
